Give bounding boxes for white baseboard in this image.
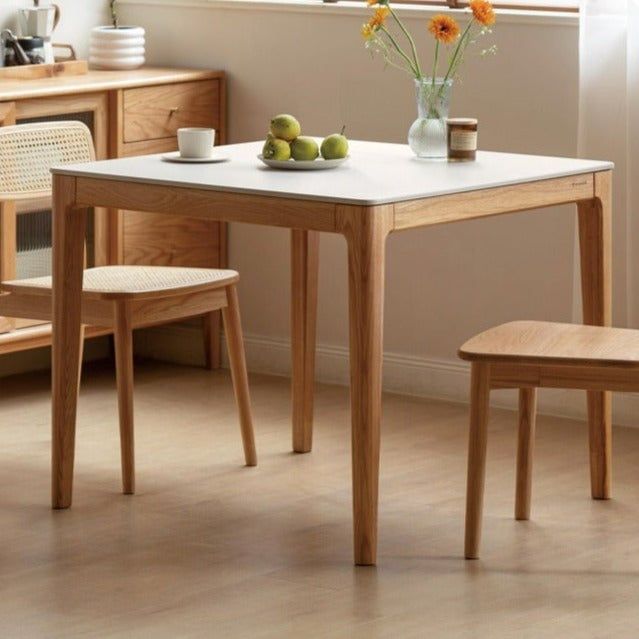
[136,324,639,428]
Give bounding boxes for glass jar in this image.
[447,118,478,162]
[18,36,46,64]
[407,77,453,159]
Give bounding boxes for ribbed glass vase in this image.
[408,77,453,159]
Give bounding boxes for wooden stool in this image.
[459,320,637,559]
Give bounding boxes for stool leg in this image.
[515,387,537,521]
[222,284,257,467]
[114,301,135,495]
[465,362,491,560]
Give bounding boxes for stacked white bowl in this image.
[89,26,145,70]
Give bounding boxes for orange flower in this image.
[427,14,460,44]
[470,0,495,26]
[366,0,378,5]
[361,23,374,39]
[369,6,390,29]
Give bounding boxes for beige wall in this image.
[5,1,615,420]
[121,2,580,361]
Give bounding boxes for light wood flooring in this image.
[2,360,639,637]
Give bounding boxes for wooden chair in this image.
[459,320,638,559]
[0,121,257,496]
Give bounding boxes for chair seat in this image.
[1,265,239,300]
[459,320,639,368]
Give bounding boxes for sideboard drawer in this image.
[122,80,220,144]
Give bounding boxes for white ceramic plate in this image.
[257,154,349,170]
[161,152,230,164]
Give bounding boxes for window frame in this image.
[348,0,579,13]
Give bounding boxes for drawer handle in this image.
[169,107,180,116]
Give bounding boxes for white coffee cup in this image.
[177,128,216,159]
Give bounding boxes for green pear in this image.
[262,137,291,161]
[269,114,301,142]
[320,126,349,160]
[290,136,319,161]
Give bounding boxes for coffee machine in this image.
[19,0,60,64]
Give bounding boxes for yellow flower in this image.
[470,0,496,26]
[361,23,374,39]
[427,14,460,44]
[369,6,390,29]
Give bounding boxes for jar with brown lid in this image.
[447,118,478,162]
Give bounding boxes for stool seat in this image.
[460,319,638,560]
[2,265,239,300]
[459,320,639,368]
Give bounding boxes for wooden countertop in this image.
[0,67,224,101]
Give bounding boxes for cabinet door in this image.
[0,93,109,339]
[122,213,223,268]
[0,103,17,334]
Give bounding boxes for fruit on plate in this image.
[320,127,349,160]
[290,136,319,161]
[262,136,291,161]
[261,116,349,165]
[269,114,301,142]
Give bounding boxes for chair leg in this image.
[77,325,85,397]
[114,301,135,495]
[465,362,491,560]
[202,310,221,370]
[222,284,257,467]
[515,387,537,521]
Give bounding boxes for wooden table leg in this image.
[577,171,612,500]
[339,205,392,566]
[51,174,85,509]
[291,229,319,453]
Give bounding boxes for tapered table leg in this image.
[291,229,319,453]
[339,205,392,566]
[51,174,85,509]
[577,171,612,499]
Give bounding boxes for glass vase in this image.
[408,77,453,159]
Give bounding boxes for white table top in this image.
[53,140,613,206]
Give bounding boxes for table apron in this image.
[74,177,338,233]
[392,173,596,231]
[72,171,603,236]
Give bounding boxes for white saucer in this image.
[161,152,229,164]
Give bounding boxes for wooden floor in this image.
[2,361,639,637]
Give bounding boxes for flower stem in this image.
[431,40,439,90]
[371,35,417,77]
[442,20,473,85]
[380,26,420,78]
[389,7,422,79]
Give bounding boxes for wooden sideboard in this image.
[0,67,226,366]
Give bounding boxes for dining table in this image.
[50,140,613,565]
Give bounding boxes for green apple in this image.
[290,136,319,161]
[320,126,349,160]
[262,137,291,161]
[269,114,301,142]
